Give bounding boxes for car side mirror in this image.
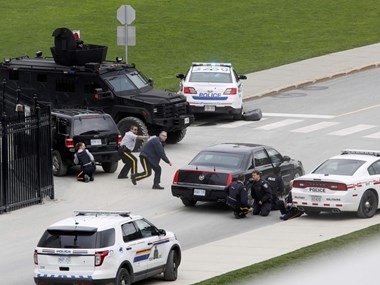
[283,155,291,162]
[147,78,154,87]
[158,229,166,236]
[176,73,185,80]
[94,88,114,100]
[239,75,247,80]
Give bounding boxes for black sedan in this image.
[171,143,304,206]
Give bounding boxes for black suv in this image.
[51,109,121,176]
[0,27,194,151]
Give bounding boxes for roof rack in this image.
[74,210,131,217]
[341,149,380,157]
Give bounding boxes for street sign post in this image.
[116,5,136,62]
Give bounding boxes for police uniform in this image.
[118,131,139,179]
[249,179,272,216]
[266,174,285,211]
[74,149,95,182]
[226,180,251,219]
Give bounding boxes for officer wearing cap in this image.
[247,170,272,216]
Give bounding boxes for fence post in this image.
[35,102,43,203]
[1,113,9,212]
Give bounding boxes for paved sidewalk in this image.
[157,43,380,285]
[243,43,380,100]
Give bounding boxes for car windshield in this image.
[312,158,365,176]
[189,66,232,83]
[190,151,245,168]
[73,116,117,136]
[104,71,149,92]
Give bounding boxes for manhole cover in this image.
[273,92,307,98]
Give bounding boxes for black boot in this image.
[152,184,164,190]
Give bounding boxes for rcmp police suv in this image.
[292,149,380,218]
[0,28,193,149]
[34,210,181,285]
[176,62,247,119]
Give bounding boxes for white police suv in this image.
[176,62,247,119]
[34,210,181,285]
[292,149,380,218]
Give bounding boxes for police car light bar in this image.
[192,62,232,67]
[75,210,131,217]
[341,149,380,157]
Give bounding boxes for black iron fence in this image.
[0,102,54,213]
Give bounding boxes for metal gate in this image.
[0,104,54,213]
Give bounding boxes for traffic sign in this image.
[117,26,136,46]
[117,5,135,25]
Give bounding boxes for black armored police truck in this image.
[0,27,194,150]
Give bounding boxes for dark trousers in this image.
[232,205,251,218]
[118,146,138,178]
[252,201,272,216]
[77,163,95,182]
[135,156,161,185]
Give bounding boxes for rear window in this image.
[190,151,245,168]
[37,228,115,249]
[189,66,232,83]
[312,159,365,176]
[73,116,117,136]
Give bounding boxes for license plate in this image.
[311,195,321,202]
[184,117,190,124]
[90,139,102,145]
[58,256,71,264]
[194,189,206,196]
[204,105,215,112]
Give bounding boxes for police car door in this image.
[266,147,293,186]
[134,219,169,270]
[121,222,149,276]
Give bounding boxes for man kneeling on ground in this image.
[226,174,252,219]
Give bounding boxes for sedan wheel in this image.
[357,190,378,218]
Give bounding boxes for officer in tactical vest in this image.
[226,174,252,219]
[74,142,95,182]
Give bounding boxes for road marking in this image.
[256,119,303,130]
[328,124,376,136]
[336,103,380,117]
[263,112,335,119]
[216,120,256,128]
[291,122,340,133]
[364,132,380,139]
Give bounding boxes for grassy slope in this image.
[1,0,380,91]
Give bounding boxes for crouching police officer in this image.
[226,174,252,219]
[248,170,272,216]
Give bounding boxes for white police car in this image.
[292,149,380,218]
[34,210,181,285]
[176,62,247,119]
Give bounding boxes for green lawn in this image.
[1,0,380,91]
[195,224,380,285]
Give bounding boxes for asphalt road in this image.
[1,68,380,284]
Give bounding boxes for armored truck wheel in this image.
[166,128,187,144]
[117,117,149,151]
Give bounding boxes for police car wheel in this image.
[163,249,178,281]
[357,190,378,218]
[116,268,131,285]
